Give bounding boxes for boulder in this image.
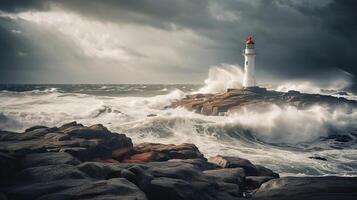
[168,159,221,171]
[111,147,132,160]
[245,176,277,190]
[92,158,120,164]
[6,179,91,200]
[129,143,205,162]
[127,165,154,191]
[21,152,81,168]
[7,178,147,200]
[21,128,55,141]
[0,128,55,141]
[124,152,165,163]
[77,162,122,180]
[0,122,133,161]
[215,181,241,197]
[253,176,357,200]
[146,177,214,200]
[120,169,137,183]
[255,165,279,178]
[0,130,20,141]
[58,121,83,131]
[146,162,210,184]
[59,124,112,140]
[208,155,258,175]
[125,161,234,199]
[36,178,147,200]
[0,140,47,157]
[60,147,91,161]
[204,168,245,185]
[14,164,89,184]
[25,125,49,132]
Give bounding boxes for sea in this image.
[1,66,357,177]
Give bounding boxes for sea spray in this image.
[1,82,357,176]
[227,104,357,144]
[196,64,244,94]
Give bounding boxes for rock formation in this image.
[170,87,357,116]
[0,122,356,200]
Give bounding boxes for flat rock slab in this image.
[20,152,80,168]
[7,178,147,200]
[253,176,357,200]
[208,155,258,175]
[170,88,357,115]
[77,162,122,180]
[14,164,89,184]
[204,168,245,184]
[123,143,205,163]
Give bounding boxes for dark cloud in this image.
[0,0,356,85]
[0,0,49,12]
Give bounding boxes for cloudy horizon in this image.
[0,0,356,86]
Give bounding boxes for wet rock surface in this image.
[252,176,357,200]
[0,122,356,199]
[170,87,357,115]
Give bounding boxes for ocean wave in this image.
[195,64,244,94]
[0,87,59,95]
[1,81,357,176]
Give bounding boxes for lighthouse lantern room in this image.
[242,37,257,88]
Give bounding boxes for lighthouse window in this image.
[246,61,248,65]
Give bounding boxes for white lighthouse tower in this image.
[242,37,257,88]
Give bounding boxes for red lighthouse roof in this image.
[246,37,255,45]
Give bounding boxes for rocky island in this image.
[170,87,357,116]
[1,122,357,200]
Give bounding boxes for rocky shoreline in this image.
[170,87,357,115]
[1,122,357,200]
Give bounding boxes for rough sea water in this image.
[1,65,357,177]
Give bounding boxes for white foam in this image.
[1,88,357,176]
[196,64,244,94]
[227,104,357,144]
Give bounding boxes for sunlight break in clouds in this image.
[11,9,207,69]
[15,11,134,61]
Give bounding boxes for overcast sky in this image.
[0,0,356,85]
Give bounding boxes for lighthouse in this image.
[242,37,257,88]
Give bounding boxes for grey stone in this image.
[21,152,81,168]
[15,164,89,184]
[245,176,277,190]
[36,178,147,200]
[120,169,137,183]
[25,125,49,132]
[204,168,245,184]
[77,162,122,180]
[7,178,147,200]
[255,165,279,178]
[147,177,214,200]
[168,158,221,171]
[170,88,357,116]
[253,176,357,200]
[0,140,47,156]
[6,179,91,200]
[208,155,258,175]
[215,181,241,197]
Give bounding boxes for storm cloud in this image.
[0,0,356,85]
